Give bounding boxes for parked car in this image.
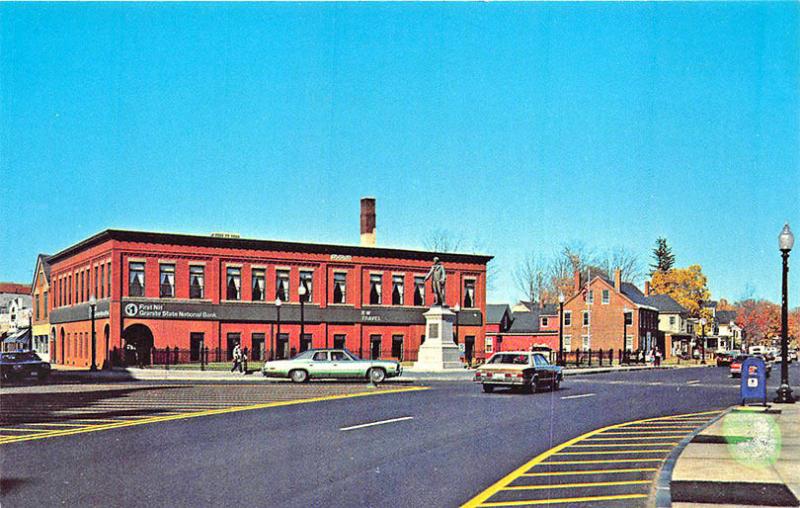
[0,351,51,381]
[772,350,794,363]
[730,354,772,378]
[261,348,401,384]
[474,351,562,394]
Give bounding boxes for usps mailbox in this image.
[740,356,767,406]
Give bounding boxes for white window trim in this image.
[602,289,610,304]
[564,311,572,326]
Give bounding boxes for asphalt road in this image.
[1,365,796,508]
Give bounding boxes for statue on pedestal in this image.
[424,257,446,306]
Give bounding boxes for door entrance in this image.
[465,336,475,364]
[252,333,265,361]
[300,334,312,353]
[122,324,154,366]
[333,334,346,350]
[370,335,381,359]
[227,333,241,360]
[277,333,289,359]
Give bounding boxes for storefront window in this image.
[369,274,382,305]
[275,270,289,302]
[226,267,241,300]
[189,265,204,299]
[252,268,265,301]
[129,262,145,297]
[333,273,346,304]
[392,275,404,305]
[160,264,175,298]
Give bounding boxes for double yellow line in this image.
[0,386,428,446]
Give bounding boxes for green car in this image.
[261,348,402,384]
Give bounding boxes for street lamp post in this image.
[558,293,565,366]
[775,223,795,404]
[700,318,707,365]
[274,297,282,360]
[88,295,97,371]
[298,284,307,353]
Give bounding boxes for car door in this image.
[307,351,330,377]
[330,350,360,378]
[533,354,552,383]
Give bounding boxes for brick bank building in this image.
[47,228,491,368]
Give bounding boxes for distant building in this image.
[0,282,32,351]
[484,303,559,358]
[31,255,52,360]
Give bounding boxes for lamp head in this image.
[779,223,794,252]
[558,292,565,303]
[274,297,282,307]
[88,295,97,307]
[298,284,308,297]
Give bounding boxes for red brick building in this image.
[484,303,560,359]
[46,229,491,368]
[561,269,662,354]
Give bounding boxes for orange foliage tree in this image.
[734,299,780,345]
[650,265,710,317]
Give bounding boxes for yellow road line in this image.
[460,410,720,508]
[24,422,93,427]
[521,468,658,477]
[504,480,651,491]
[0,428,52,433]
[586,435,687,440]
[541,459,665,465]
[477,493,649,506]
[0,386,429,446]
[569,442,679,447]
[555,450,671,455]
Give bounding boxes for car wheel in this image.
[552,377,561,391]
[482,384,494,393]
[529,377,539,394]
[37,370,50,381]
[368,368,386,384]
[289,369,308,383]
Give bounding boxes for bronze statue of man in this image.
[424,257,446,306]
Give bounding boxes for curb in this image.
[655,407,730,507]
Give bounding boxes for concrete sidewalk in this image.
[46,363,684,382]
[669,403,800,507]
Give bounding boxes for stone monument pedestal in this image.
[413,306,462,371]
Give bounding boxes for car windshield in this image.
[342,349,360,361]
[488,353,530,365]
[1,352,41,362]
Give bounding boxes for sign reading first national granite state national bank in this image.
[123,302,219,320]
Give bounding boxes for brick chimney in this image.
[360,197,376,247]
[573,270,581,294]
[614,268,622,293]
[644,280,651,296]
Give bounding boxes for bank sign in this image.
[123,302,219,320]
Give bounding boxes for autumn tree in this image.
[650,237,676,275]
[734,299,781,345]
[649,265,710,317]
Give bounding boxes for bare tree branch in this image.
[423,228,464,253]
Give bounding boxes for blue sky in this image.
[1,2,798,305]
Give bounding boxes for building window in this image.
[80,271,84,302]
[414,276,425,306]
[391,335,404,360]
[669,316,675,326]
[625,335,633,351]
[587,290,594,304]
[333,334,346,349]
[129,262,145,297]
[300,334,312,352]
[541,317,549,327]
[392,275,404,305]
[299,271,313,303]
[625,311,633,326]
[602,289,610,304]
[252,268,265,301]
[69,274,73,304]
[226,267,241,300]
[100,265,105,299]
[564,311,572,326]
[485,337,493,354]
[189,266,205,299]
[369,274,382,305]
[35,296,40,321]
[582,311,590,327]
[582,335,590,351]
[275,270,289,302]
[251,333,265,361]
[43,292,48,318]
[106,262,111,298]
[190,333,204,361]
[333,273,347,304]
[563,335,572,352]
[94,266,99,299]
[159,264,175,298]
[463,279,475,308]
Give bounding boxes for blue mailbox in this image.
[740,356,767,406]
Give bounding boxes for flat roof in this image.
[47,229,493,265]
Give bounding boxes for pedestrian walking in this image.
[231,343,242,373]
[654,348,662,367]
[240,348,248,374]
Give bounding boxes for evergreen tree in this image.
[650,237,675,275]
